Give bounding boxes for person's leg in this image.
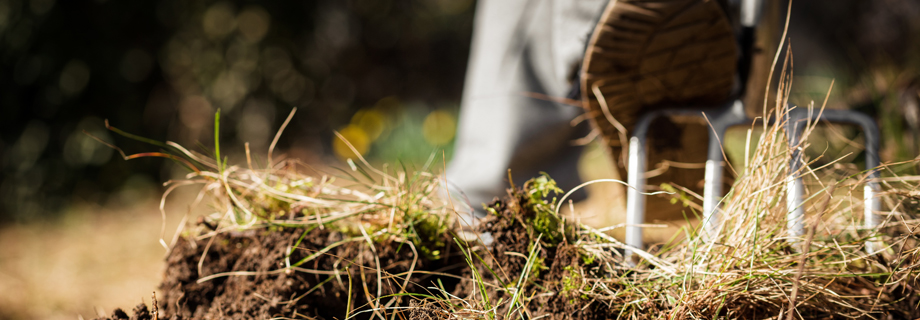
[447,0,606,215]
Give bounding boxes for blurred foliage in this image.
[2,0,919,223]
[788,1,920,173]
[0,0,474,222]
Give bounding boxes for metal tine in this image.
[785,108,882,254]
[625,100,747,260]
[624,0,881,261]
[624,0,766,262]
[625,105,882,263]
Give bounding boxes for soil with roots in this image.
[92,182,603,320]
[449,187,623,320]
[88,176,920,320]
[96,224,467,320]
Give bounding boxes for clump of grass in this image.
[95,108,471,318]
[94,70,920,319]
[100,108,457,252]
[406,47,920,319]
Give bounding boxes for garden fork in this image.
[623,102,882,259]
[622,0,883,260]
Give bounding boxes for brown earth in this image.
[104,304,158,320]
[452,185,621,320]
[93,179,608,320]
[97,222,467,320]
[87,175,920,319]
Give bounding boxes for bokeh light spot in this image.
[63,117,112,167]
[59,59,91,96]
[202,2,236,39]
[210,70,247,110]
[226,42,259,73]
[421,109,456,145]
[270,69,311,104]
[236,99,274,150]
[237,6,270,43]
[333,125,369,160]
[8,120,49,172]
[261,46,291,81]
[351,109,386,141]
[178,95,214,129]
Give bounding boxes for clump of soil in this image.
[99,224,464,320]
[89,79,920,319]
[96,176,613,320]
[452,177,621,319]
[96,172,920,319]
[104,304,161,320]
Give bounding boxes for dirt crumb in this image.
[95,303,167,320]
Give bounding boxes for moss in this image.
[408,210,449,260]
[560,266,582,304]
[522,174,574,247]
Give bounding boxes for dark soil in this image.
[94,180,920,320]
[98,224,466,320]
[452,185,620,320]
[95,179,615,320]
[93,174,634,320]
[104,304,159,320]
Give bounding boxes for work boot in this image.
[581,0,738,222]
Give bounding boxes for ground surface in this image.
[0,197,177,320]
[150,225,463,319]
[0,142,698,319]
[92,174,624,320]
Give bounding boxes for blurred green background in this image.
[0,0,919,318]
[3,0,920,224]
[0,0,474,224]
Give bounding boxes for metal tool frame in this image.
[616,0,883,259]
[624,104,883,259]
[625,100,750,257]
[785,108,882,253]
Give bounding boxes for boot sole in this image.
[581,0,737,212]
[581,0,738,218]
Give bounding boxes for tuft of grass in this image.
[97,107,471,318]
[417,101,920,318]
[524,174,572,246]
[400,49,920,320]
[95,62,920,318]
